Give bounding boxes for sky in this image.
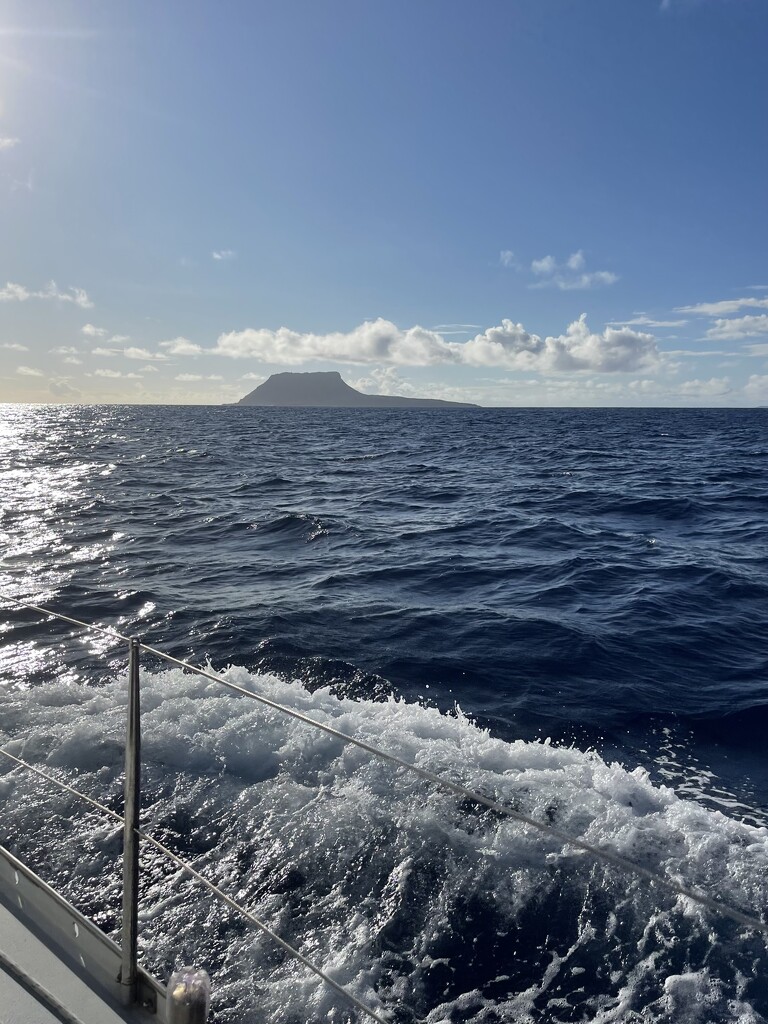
[1,0,767,407]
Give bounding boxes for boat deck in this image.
[0,898,132,1024]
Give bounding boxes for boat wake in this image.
[1,667,767,1024]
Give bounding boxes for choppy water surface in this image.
[1,403,767,1023]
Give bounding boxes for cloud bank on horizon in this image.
[213,315,660,375]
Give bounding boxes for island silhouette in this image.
[238,371,478,408]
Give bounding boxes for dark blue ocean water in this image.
[2,403,768,1023]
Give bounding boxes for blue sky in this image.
[1,0,767,406]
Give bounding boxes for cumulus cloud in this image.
[212,249,236,261]
[50,346,79,355]
[214,319,458,366]
[0,137,19,151]
[462,315,660,372]
[529,251,618,290]
[160,337,203,356]
[17,365,43,376]
[499,250,518,269]
[0,280,93,308]
[214,315,661,375]
[706,314,768,341]
[92,347,118,357]
[81,323,108,338]
[0,283,30,301]
[531,255,557,276]
[349,366,417,397]
[1,342,27,351]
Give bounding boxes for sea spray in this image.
[2,667,767,1023]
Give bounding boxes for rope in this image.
[0,748,389,1024]
[4,598,768,939]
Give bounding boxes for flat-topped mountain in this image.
[238,371,478,408]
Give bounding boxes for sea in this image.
[1,402,767,1024]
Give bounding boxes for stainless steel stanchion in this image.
[120,638,141,1003]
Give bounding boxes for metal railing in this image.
[2,595,768,1023]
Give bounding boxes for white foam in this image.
[2,667,767,1023]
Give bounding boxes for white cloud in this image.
[214,319,458,366]
[608,314,688,328]
[462,315,660,373]
[529,251,618,290]
[214,315,661,375]
[665,349,728,357]
[348,366,417,397]
[17,365,43,376]
[676,377,732,398]
[81,323,108,338]
[92,347,118,357]
[0,137,19,151]
[241,372,266,381]
[160,337,203,356]
[0,280,93,308]
[179,370,227,382]
[212,249,236,261]
[94,369,142,379]
[41,282,93,308]
[139,364,159,373]
[745,343,768,357]
[1,342,27,351]
[64,356,82,365]
[706,314,768,341]
[499,250,518,269]
[531,255,556,276]
[50,346,79,355]
[677,297,768,316]
[0,283,30,301]
[124,347,167,361]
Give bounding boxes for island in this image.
[238,371,478,408]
